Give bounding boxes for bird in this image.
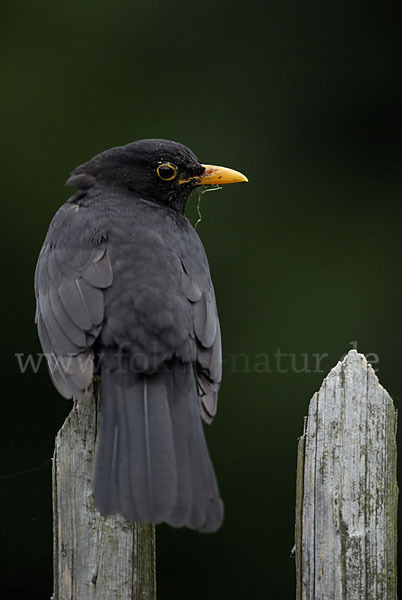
[34,139,247,533]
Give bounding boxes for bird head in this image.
[66,139,248,213]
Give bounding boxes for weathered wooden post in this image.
[52,384,156,600]
[295,349,398,599]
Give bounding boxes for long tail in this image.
[94,352,223,532]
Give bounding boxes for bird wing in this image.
[180,258,222,424]
[34,203,113,400]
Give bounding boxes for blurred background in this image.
[1,1,402,598]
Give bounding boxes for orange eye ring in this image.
[156,162,178,181]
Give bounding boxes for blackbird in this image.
[34,139,247,532]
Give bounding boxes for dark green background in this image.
[1,1,402,598]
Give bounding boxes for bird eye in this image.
[156,163,178,181]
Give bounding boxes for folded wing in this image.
[34,206,113,400]
[180,259,222,424]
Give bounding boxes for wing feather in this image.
[38,290,79,355]
[82,249,113,288]
[193,292,217,349]
[179,258,221,424]
[181,268,202,302]
[34,205,113,400]
[48,286,88,348]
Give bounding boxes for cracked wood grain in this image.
[52,384,156,600]
[295,350,397,600]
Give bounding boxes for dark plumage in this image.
[35,139,247,532]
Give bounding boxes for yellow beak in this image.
[179,164,248,186]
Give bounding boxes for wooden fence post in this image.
[295,349,398,599]
[52,384,156,600]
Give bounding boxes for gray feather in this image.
[38,291,78,355]
[94,374,121,514]
[94,355,222,531]
[181,269,202,302]
[63,351,94,390]
[46,251,64,287]
[75,278,104,326]
[197,320,222,382]
[58,278,94,330]
[48,286,88,348]
[193,292,217,349]
[82,249,113,288]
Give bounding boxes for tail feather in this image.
[187,382,223,532]
[94,353,223,532]
[93,371,120,514]
[123,373,178,522]
[161,366,193,527]
[169,363,223,532]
